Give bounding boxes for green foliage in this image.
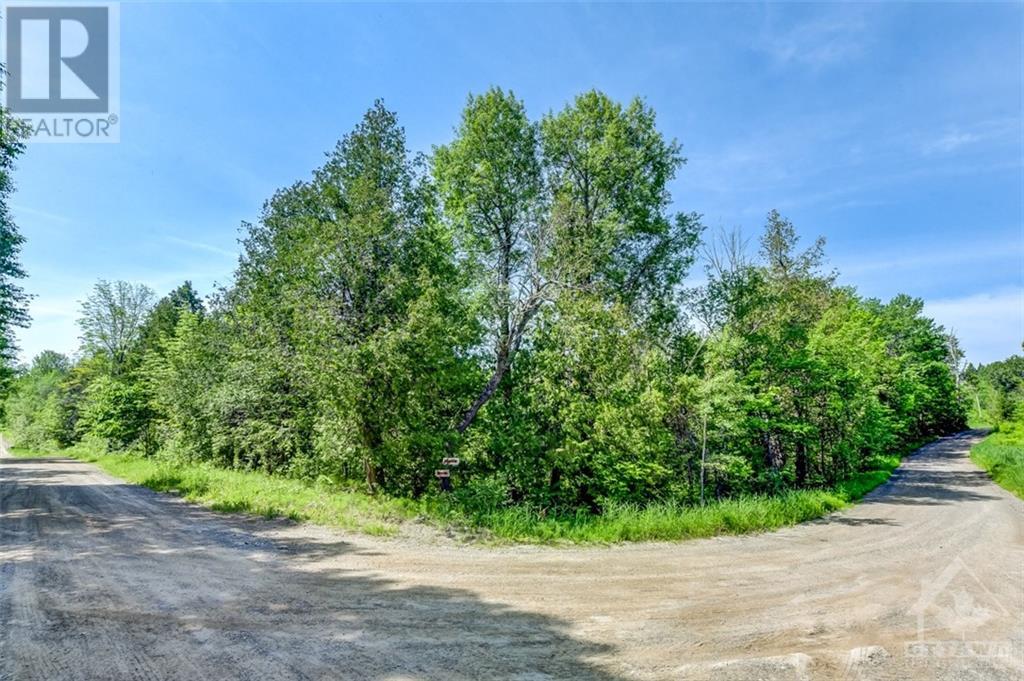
[77,375,153,450]
[0,90,30,394]
[965,354,1023,428]
[971,422,1024,499]
[2,352,70,448]
[4,90,972,542]
[8,431,914,545]
[134,281,203,363]
[13,442,417,536]
[541,91,699,325]
[141,310,221,460]
[78,279,155,373]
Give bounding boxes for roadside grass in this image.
[970,425,1024,500]
[458,492,847,543]
[6,440,916,544]
[967,413,994,429]
[8,444,419,536]
[463,453,905,543]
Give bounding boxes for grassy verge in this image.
[7,442,913,544]
[465,453,904,543]
[9,444,420,536]
[967,414,993,430]
[970,425,1024,500]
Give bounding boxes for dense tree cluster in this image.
[966,352,1024,428]
[3,91,966,514]
[0,76,30,393]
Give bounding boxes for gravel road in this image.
[1,431,1021,680]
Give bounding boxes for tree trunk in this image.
[795,440,808,487]
[456,356,509,434]
[699,415,708,506]
[363,457,378,493]
[361,416,382,493]
[762,430,784,471]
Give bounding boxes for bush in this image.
[971,423,1024,499]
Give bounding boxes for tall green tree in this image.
[3,91,971,517]
[0,77,30,394]
[134,281,204,361]
[541,91,701,328]
[78,280,155,373]
[2,351,70,448]
[435,88,548,435]
[219,101,475,491]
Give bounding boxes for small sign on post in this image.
[441,457,460,467]
[436,468,452,492]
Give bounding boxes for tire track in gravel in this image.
[1,431,1022,680]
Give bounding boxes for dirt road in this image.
[1,431,1021,680]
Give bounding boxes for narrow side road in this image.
[1,431,1022,680]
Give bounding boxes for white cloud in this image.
[924,288,1023,365]
[924,131,981,155]
[837,237,1023,277]
[758,11,869,69]
[14,292,83,364]
[165,236,238,259]
[11,203,70,224]
[920,118,1019,156]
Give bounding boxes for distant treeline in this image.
[2,90,966,514]
[966,353,1024,428]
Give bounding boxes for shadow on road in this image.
[0,457,624,681]
[863,443,1003,507]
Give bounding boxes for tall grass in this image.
[8,440,913,544]
[463,453,904,543]
[10,443,419,536]
[971,425,1024,500]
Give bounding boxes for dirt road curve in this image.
[1,431,1022,680]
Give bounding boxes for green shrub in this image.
[971,425,1024,499]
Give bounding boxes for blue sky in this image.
[9,1,1022,365]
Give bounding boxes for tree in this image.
[78,375,153,450]
[31,349,71,374]
[436,89,702,441]
[0,75,30,393]
[134,281,204,362]
[78,280,155,372]
[140,310,221,460]
[217,101,475,491]
[302,100,474,491]
[435,88,548,436]
[687,368,747,505]
[965,355,1024,426]
[1,91,973,518]
[541,91,701,329]
[1,351,71,448]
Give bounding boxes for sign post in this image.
[435,468,452,492]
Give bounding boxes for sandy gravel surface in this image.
[1,431,1021,680]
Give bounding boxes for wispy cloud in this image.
[758,10,870,69]
[165,236,238,259]
[924,131,982,155]
[837,237,1024,277]
[921,118,1019,156]
[924,288,1023,365]
[11,203,70,224]
[29,295,81,321]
